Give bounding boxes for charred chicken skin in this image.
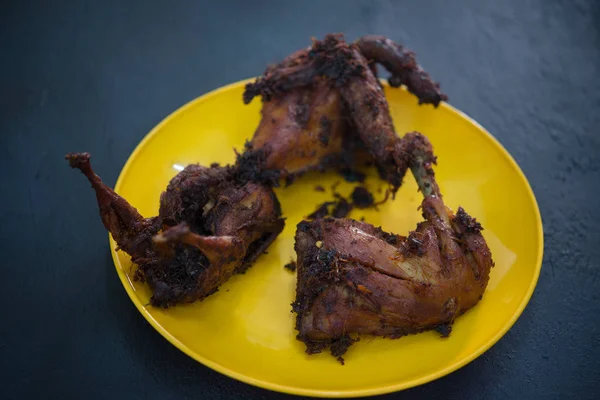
[66,153,283,307]
[292,133,494,362]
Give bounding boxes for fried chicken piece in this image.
[242,48,364,183]
[241,83,350,182]
[243,34,446,192]
[66,153,284,307]
[292,133,494,362]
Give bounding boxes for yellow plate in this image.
[111,79,543,397]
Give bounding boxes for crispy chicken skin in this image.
[66,153,283,307]
[292,133,494,362]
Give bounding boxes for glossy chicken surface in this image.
[66,153,283,307]
[240,46,351,182]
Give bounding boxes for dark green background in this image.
[2,0,599,398]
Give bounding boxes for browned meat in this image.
[336,43,410,190]
[243,34,447,192]
[292,133,494,362]
[65,153,161,258]
[355,35,448,106]
[242,83,349,181]
[66,153,284,307]
[242,46,365,183]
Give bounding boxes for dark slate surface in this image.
[1,0,599,398]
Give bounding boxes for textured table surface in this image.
[2,0,599,399]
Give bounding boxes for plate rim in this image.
[110,78,544,398]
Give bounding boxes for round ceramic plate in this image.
[111,79,543,397]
